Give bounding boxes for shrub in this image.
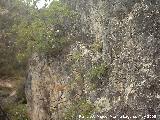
[13,1,77,61]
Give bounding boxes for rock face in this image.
[25,0,160,119]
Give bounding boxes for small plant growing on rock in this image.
[90,40,103,53]
[64,99,95,120]
[86,63,108,88]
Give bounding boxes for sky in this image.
[36,0,54,8]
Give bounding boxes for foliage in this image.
[13,0,77,61]
[86,63,108,86]
[90,40,103,53]
[4,104,30,120]
[0,1,24,78]
[64,99,95,120]
[69,51,82,62]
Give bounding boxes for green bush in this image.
[13,1,77,61]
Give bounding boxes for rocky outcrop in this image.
[25,53,72,120]
[25,0,160,119]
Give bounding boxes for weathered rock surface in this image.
[25,0,160,119]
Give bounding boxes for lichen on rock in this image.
[25,0,160,119]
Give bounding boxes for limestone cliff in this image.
[25,0,160,119]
